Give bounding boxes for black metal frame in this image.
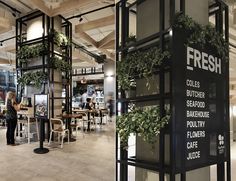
[116,0,230,181]
[72,66,104,76]
[16,10,72,119]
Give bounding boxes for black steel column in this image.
[115,2,120,181]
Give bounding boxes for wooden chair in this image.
[48,118,69,148]
[70,112,87,137]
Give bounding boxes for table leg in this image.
[28,117,30,144]
[64,118,76,142]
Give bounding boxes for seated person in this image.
[84,98,93,110]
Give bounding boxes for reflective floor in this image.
[0,122,235,181]
[0,121,115,181]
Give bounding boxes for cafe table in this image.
[59,113,83,142]
[18,109,39,144]
[72,109,99,131]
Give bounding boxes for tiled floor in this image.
[0,122,115,181]
[0,121,235,181]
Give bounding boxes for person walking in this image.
[106,93,114,121]
[5,91,21,146]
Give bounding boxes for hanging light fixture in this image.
[78,15,83,22]
[80,77,87,84]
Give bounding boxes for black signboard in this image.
[34,94,48,119]
[172,29,229,171]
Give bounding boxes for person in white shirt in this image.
[91,91,96,108]
[81,90,87,109]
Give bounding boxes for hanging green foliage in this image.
[116,106,170,149]
[117,47,170,90]
[51,56,71,72]
[54,30,70,47]
[173,13,229,62]
[18,71,48,88]
[17,44,47,64]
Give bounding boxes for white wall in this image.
[103,60,115,103]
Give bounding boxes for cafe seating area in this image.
[0,116,115,181]
[0,105,113,146]
[0,99,115,178]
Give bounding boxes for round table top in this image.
[61,113,83,119]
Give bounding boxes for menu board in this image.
[172,29,229,170]
[34,94,48,118]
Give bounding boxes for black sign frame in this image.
[172,28,230,174]
[34,94,48,119]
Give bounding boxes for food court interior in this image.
[0,0,115,181]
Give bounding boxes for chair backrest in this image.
[50,118,63,130]
[101,109,108,115]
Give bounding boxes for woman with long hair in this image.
[5,91,21,146]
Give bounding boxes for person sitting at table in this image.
[91,91,97,108]
[84,98,93,110]
[5,91,22,146]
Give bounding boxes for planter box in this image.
[24,85,44,97]
[136,74,160,96]
[125,88,136,98]
[135,135,170,181]
[28,56,43,67]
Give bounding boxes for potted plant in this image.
[18,71,48,88]
[116,106,170,149]
[50,55,71,72]
[53,30,70,47]
[173,13,228,62]
[17,44,47,67]
[124,80,136,98]
[126,34,136,46]
[117,47,170,97]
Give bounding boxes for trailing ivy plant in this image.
[116,106,170,149]
[51,56,71,72]
[173,13,229,62]
[54,30,70,47]
[18,71,48,88]
[17,44,47,64]
[117,47,170,90]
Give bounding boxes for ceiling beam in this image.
[0,45,15,53]
[28,0,52,16]
[11,0,33,13]
[0,59,11,64]
[100,40,115,49]
[75,15,115,33]
[0,17,12,34]
[77,31,98,47]
[98,30,115,48]
[51,0,100,17]
[99,48,115,61]
[72,49,97,65]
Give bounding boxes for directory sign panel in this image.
[172,29,229,170]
